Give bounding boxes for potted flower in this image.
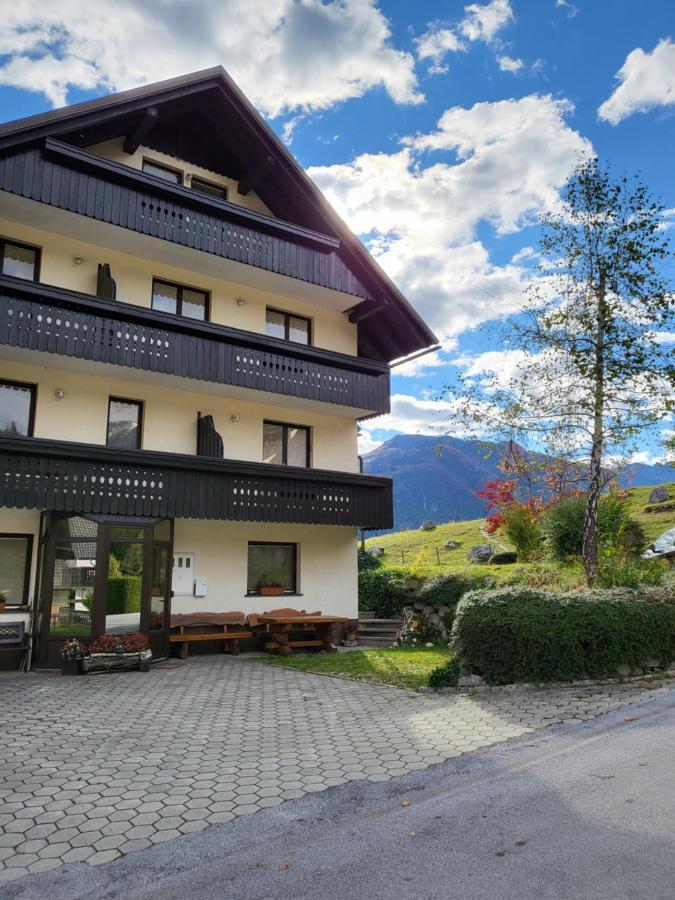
[258,575,285,596]
[61,639,88,675]
[83,632,152,674]
[343,620,358,646]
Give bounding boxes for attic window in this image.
[142,159,182,184]
[191,177,227,201]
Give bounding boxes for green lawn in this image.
[253,646,452,690]
[365,481,675,583]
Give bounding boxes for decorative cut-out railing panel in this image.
[0,276,390,414]
[0,437,393,530]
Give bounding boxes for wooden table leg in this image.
[317,624,337,653]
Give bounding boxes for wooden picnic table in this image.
[250,614,349,655]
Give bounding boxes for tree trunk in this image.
[582,277,606,585]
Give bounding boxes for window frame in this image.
[0,378,37,437]
[0,236,41,281]
[263,420,311,468]
[265,307,312,345]
[190,176,228,201]
[141,157,184,185]
[106,396,144,450]
[0,533,33,608]
[247,541,298,595]
[151,277,210,322]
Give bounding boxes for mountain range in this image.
[362,434,674,534]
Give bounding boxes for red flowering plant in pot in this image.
[84,632,152,674]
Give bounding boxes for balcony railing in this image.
[0,276,390,414]
[0,437,393,529]
[0,138,378,303]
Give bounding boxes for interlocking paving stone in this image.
[0,658,670,883]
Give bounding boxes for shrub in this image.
[106,576,142,615]
[543,494,642,562]
[417,573,468,607]
[597,556,667,589]
[358,567,412,617]
[489,551,518,565]
[451,585,675,684]
[428,657,461,689]
[411,547,434,576]
[502,503,542,560]
[358,548,383,572]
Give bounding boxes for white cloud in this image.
[460,0,513,43]
[598,38,675,125]
[309,94,591,341]
[653,332,675,345]
[358,393,456,454]
[415,0,514,72]
[0,1,423,114]
[416,29,465,69]
[498,55,524,73]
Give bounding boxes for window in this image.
[247,542,297,594]
[0,380,35,437]
[107,398,143,450]
[191,177,227,201]
[265,308,311,345]
[0,534,32,607]
[142,159,182,184]
[152,279,208,322]
[263,421,310,467]
[0,238,40,281]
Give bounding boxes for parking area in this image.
[0,656,669,883]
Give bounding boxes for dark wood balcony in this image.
[0,275,390,415]
[0,138,379,304]
[0,436,393,529]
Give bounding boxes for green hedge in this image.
[451,585,675,684]
[106,576,142,615]
[358,568,413,617]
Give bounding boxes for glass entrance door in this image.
[37,514,173,667]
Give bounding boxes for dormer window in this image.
[152,278,209,322]
[265,308,311,345]
[142,159,182,184]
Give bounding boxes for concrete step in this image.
[358,618,403,626]
[358,624,401,635]
[358,636,399,647]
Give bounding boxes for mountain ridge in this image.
[362,434,674,533]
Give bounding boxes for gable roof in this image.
[0,67,438,363]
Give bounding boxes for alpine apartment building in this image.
[0,68,436,667]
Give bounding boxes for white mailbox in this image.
[193,578,208,597]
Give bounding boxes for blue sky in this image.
[0,0,673,460]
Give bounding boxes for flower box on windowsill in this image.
[259,586,286,596]
[82,649,152,674]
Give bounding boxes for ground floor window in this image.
[247,542,297,594]
[0,534,32,607]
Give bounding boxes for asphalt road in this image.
[5,688,675,900]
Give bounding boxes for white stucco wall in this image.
[0,218,358,356]
[172,520,358,618]
[0,359,360,472]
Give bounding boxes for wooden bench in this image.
[169,613,252,659]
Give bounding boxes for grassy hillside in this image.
[365,481,675,584]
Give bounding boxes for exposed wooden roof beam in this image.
[348,299,389,324]
[238,154,277,196]
[123,106,158,154]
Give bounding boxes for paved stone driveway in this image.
[0,657,669,884]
